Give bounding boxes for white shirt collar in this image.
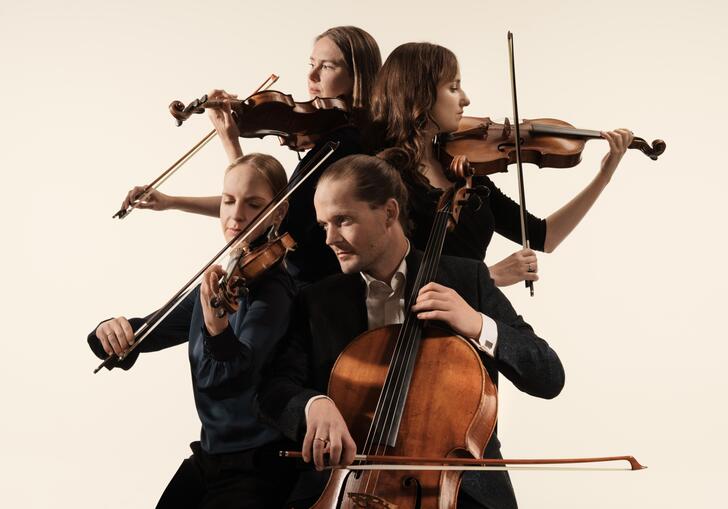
[360,241,410,294]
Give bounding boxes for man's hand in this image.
[411,282,483,339]
[303,398,357,471]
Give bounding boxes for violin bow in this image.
[280,451,645,472]
[94,140,340,373]
[507,32,534,297]
[113,74,278,219]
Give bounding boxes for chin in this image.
[338,258,363,275]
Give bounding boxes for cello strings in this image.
[368,206,450,494]
[357,211,441,493]
[363,206,451,495]
[358,204,448,455]
[358,207,448,493]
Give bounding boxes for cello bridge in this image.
[347,492,397,509]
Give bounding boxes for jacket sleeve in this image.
[255,291,324,442]
[477,263,565,399]
[87,289,196,370]
[193,271,295,391]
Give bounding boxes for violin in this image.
[438,116,667,176]
[169,90,352,152]
[94,141,340,373]
[210,231,296,317]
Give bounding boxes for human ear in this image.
[384,198,399,227]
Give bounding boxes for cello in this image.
[304,168,498,509]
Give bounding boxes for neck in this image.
[365,233,409,283]
[419,123,446,182]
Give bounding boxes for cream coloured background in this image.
[1,0,726,507]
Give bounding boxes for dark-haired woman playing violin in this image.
[90,155,298,509]
[367,42,634,287]
[122,26,382,285]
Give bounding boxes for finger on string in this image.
[416,310,448,322]
[419,282,447,294]
[415,289,448,302]
[412,298,450,313]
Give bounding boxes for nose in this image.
[309,64,320,83]
[324,224,340,246]
[232,202,247,225]
[461,88,470,108]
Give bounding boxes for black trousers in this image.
[156,441,298,509]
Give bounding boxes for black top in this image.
[281,125,362,285]
[88,264,296,455]
[407,175,547,261]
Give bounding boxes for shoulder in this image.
[249,263,297,300]
[318,125,362,155]
[436,254,490,285]
[300,272,363,303]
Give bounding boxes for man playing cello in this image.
[257,150,565,509]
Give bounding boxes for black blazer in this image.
[257,249,565,509]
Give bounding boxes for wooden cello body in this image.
[313,325,496,509]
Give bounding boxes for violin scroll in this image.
[209,232,296,317]
[169,95,209,126]
[630,136,666,160]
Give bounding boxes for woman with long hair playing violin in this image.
[121,26,382,285]
[89,154,297,509]
[366,42,634,287]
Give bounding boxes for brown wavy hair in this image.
[316,26,382,115]
[367,42,458,183]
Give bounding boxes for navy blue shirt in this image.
[88,264,296,454]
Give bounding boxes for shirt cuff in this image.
[304,395,333,422]
[474,313,498,357]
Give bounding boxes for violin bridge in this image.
[502,118,511,139]
[347,492,397,509]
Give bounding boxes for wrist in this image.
[488,264,503,286]
[467,310,483,339]
[205,319,228,337]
